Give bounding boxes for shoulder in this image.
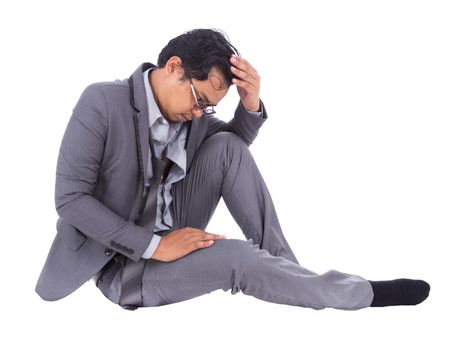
[76,79,131,112]
[83,79,130,99]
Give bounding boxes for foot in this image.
[369,279,430,307]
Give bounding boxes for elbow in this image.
[55,191,84,216]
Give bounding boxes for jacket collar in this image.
[128,63,156,187]
[128,62,156,113]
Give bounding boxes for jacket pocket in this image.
[57,219,87,251]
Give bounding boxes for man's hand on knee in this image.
[151,227,226,262]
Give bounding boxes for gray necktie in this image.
[119,142,168,310]
[138,154,166,230]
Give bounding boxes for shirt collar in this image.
[143,68,182,131]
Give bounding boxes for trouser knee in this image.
[199,132,249,157]
[213,239,258,274]
[209,239,258,295]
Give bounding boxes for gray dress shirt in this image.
[141,68,188,258]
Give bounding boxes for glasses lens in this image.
[204,106,216,114]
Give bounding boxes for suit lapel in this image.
[129,63,157,181]
[128,63,155,222]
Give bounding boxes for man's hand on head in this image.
[230,55,261,112]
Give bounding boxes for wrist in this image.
[243,101,260,113]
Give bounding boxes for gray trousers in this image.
[96,132,374,310]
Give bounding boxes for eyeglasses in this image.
[189,80,216,115]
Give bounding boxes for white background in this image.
[1,0,474,349]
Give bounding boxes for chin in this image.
[177,114,192,122]
[164,114,181,123]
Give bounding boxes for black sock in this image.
[369,279,430,307]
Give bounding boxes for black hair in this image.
[157,28,240,87]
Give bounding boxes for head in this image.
[151,29,240,123]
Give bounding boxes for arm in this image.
[55,84,153,262]
[206,55,266,146]
[206,100,267,146]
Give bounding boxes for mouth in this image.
[180,114,191,122]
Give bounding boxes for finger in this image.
[233,56,258,75]
[202,233,226,240]
[232,64,259,82]
[191,240,215,250]
[179,229,203,239]
[230,65,258,85]
[230,55,259,80]
[232,78,253,90]
[185,231,224,241]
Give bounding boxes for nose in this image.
[191,108,204,119]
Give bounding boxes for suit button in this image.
[104,248,113,256]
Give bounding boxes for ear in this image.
[165,56,184,77]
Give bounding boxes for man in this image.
[36,29,430,310]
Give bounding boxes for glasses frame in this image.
[189,80,216,115]
[183,64,216,115]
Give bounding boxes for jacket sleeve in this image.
[54,84,153,262]
[205,99,268,146]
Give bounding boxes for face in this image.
[152,56,229,123]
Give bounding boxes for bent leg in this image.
[171,132,299,263]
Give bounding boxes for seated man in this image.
[36,28,430,310]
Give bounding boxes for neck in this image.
[149,69,171,122]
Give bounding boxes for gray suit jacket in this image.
[36,63,267,301]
